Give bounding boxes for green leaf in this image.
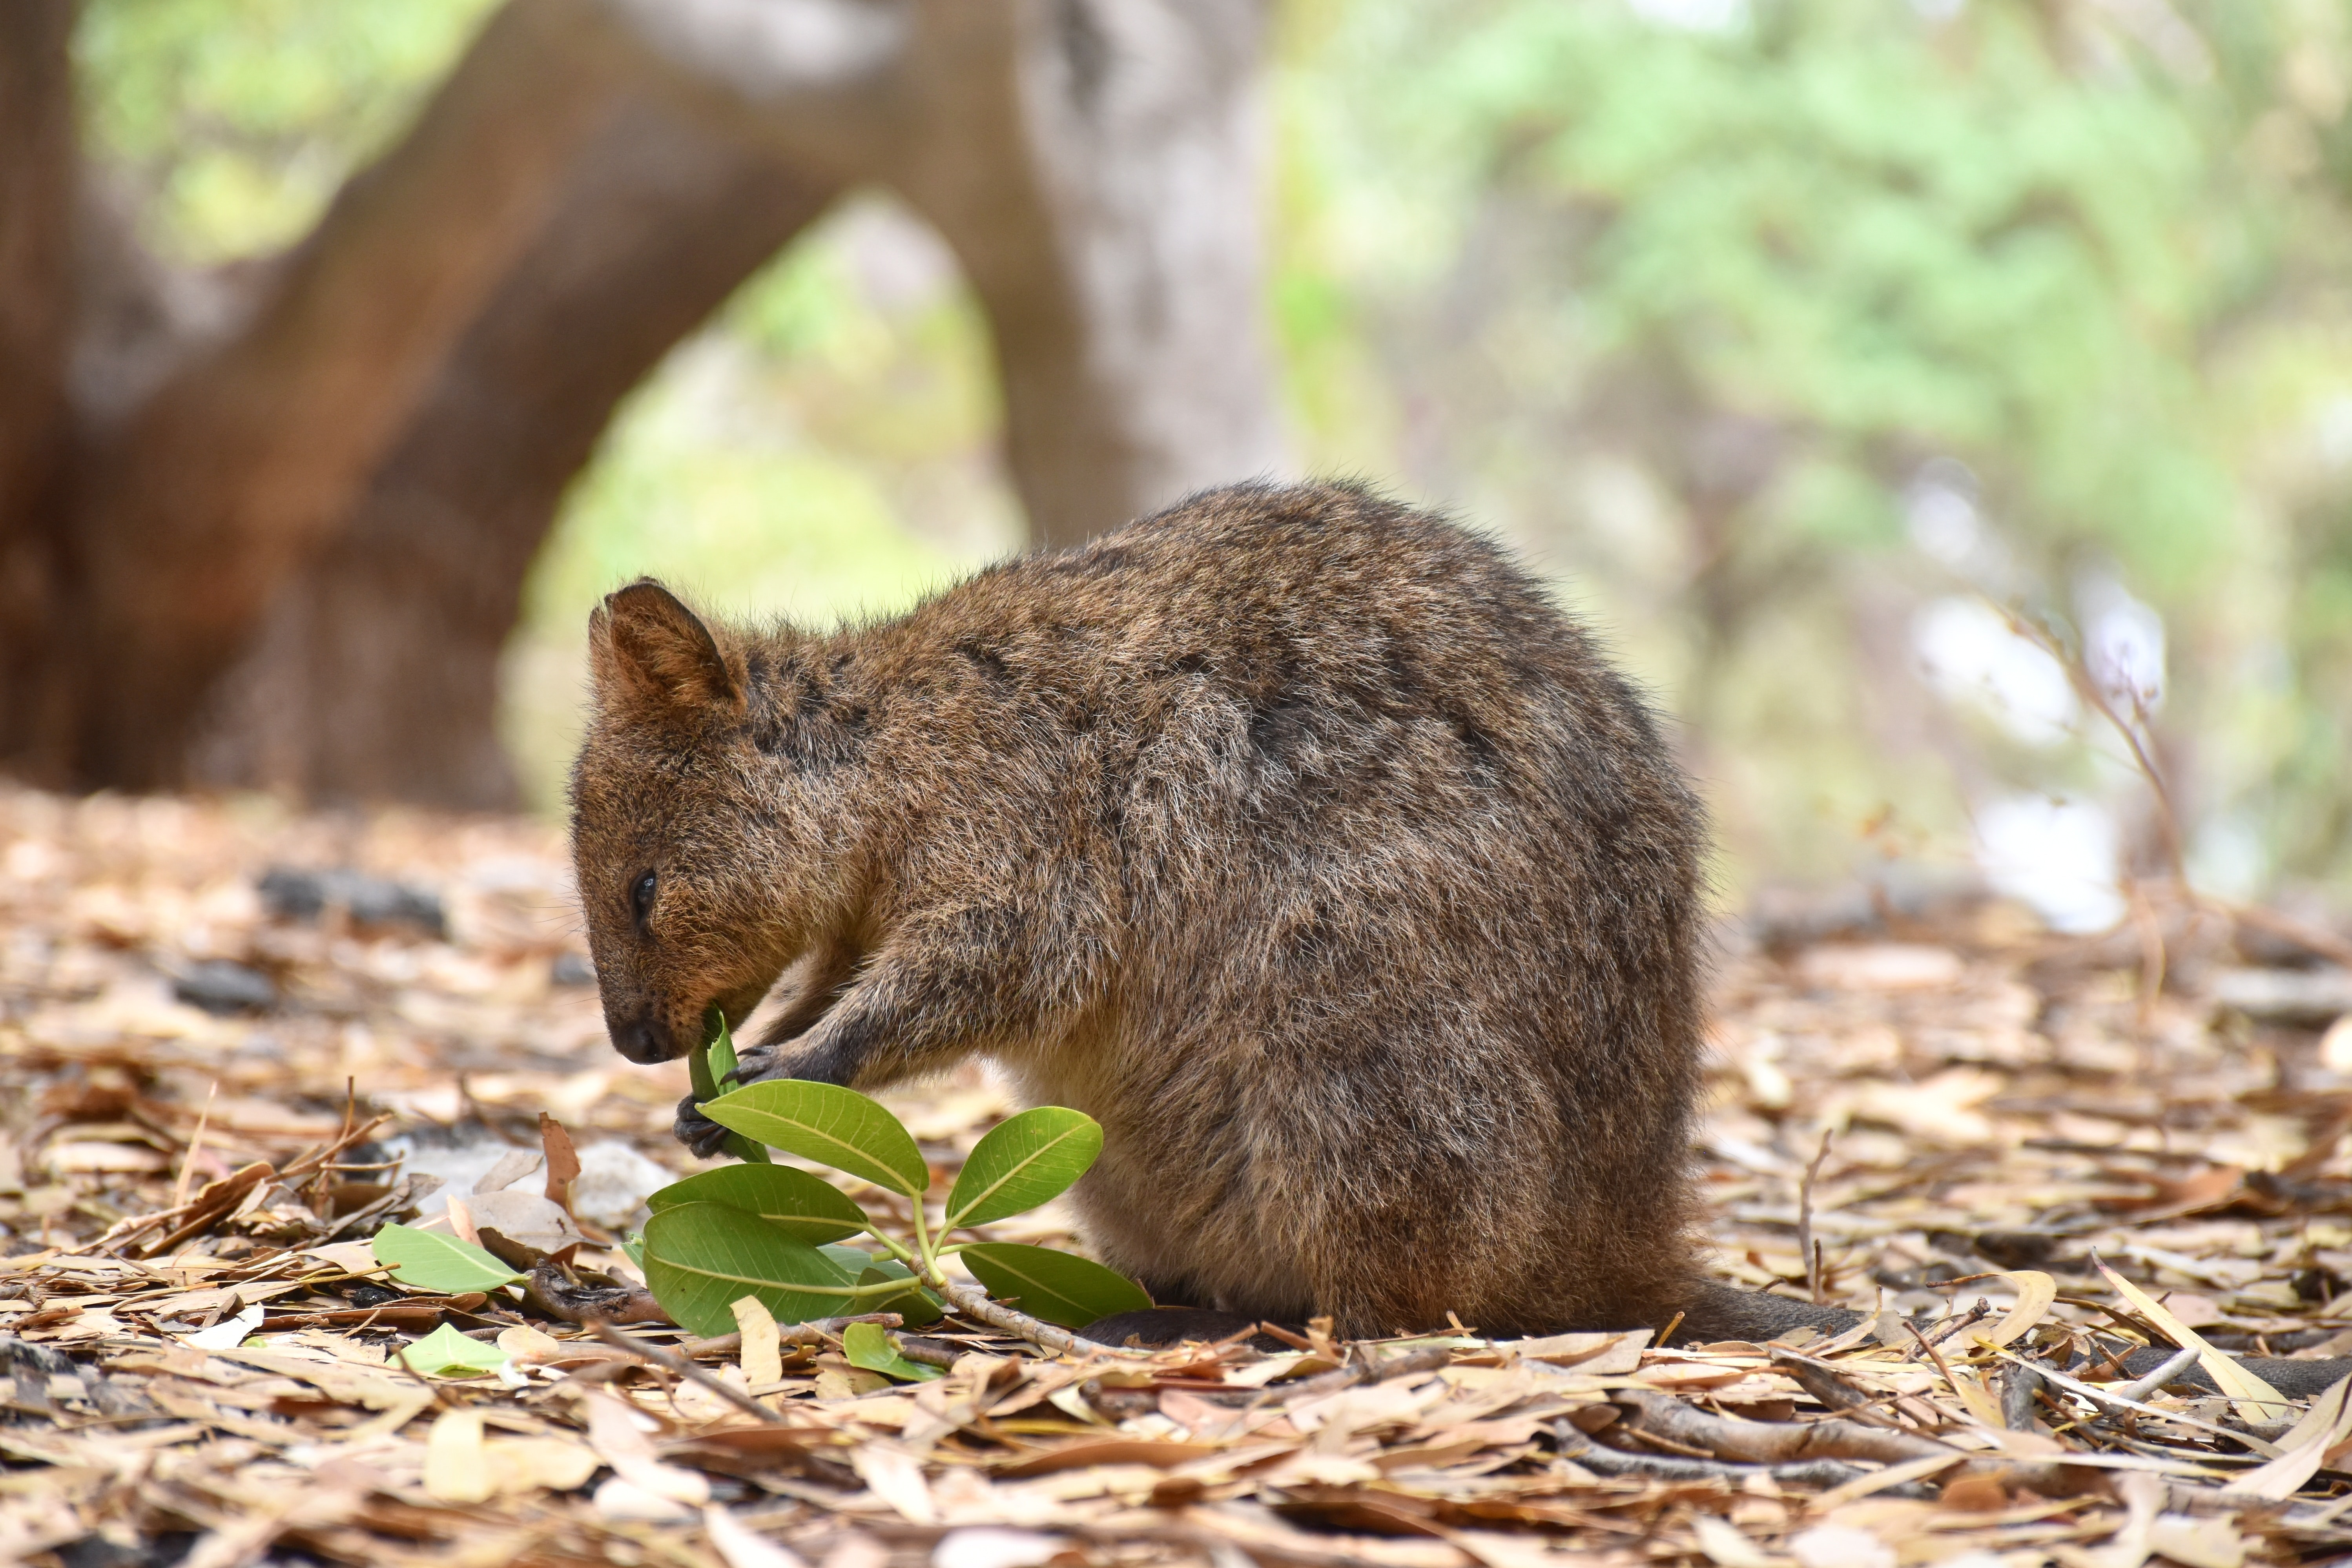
[944,1107,1103,1229]
[691,1013,771,1165]
[647,1165,869,1244]
[842,1320,945,1382]
[820,1243,879,1274]
[371,1223,525,1295]
[620,1234,646,1274]
[857,1261,946,1327]
[398,1322,511,1378]
[707,1014,742,1081]
[641,1200,866,1337]
[960,1243,1151,1330]
[700,1080,929,1197]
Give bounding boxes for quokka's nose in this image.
[611,1013,676,1065]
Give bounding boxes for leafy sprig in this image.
[640,1072,1148,1358]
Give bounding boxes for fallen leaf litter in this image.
[7,785,2352,1564]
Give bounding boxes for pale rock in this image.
[932,1528,1065,1568]
[462,1187,583,1253]
[570,1140,677,1229]
[1790,1524,1894,1568]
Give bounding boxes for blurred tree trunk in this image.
[0,0,1282,805]
[0,0,82,772]
[58,0,638,792]
[192,104,838,808]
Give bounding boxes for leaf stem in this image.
[862,1226,919,1270]
[909,1198,935,1273]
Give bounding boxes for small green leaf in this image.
[945,1107,1103,1229]
[857,1261,946,1327]
[960,1243,1151,1330]
[620,1234,646,1274]
[700,1080,929,1196]
[842,1320,945,1382]
[707,1014,743,1081]
[791,1245,944,1324]
[691,1013,771,1165]
[371,1223,525,1295]
[399,1322,511,1378]
[647,1165,869,1243]
[821,1243,879,1274]
[641,1200,864,1336]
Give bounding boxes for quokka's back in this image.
[573,481,1710,1336]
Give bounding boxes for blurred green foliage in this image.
[1273,0,2352,896]
[77,0,498,260]
[67,0,2352,899]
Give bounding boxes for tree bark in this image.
[55,0,635,791]
[191,102,839,809]
[609,0,1287,549]
[0,0,81,778]
[904,0,1285,549]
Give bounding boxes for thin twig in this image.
[927,1273,1146,1359]
[2001,607,2182,880]
[1553,1422,1900,1494]
[1913,1300,1992,1353]
[171,1081,217,1213]
[1984,1347,2281,1456]
[1769,1347,1904,1427]
[1800,1129,1835,1305]
[2109,1345,2203,1405]
[1905,1318,1979,1427]
[588,1322,788,1426]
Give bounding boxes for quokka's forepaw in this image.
[720,1044,783,1087]
[673,1092,736,1159]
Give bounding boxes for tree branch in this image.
[61,0,637,788]
[191,95,838,807]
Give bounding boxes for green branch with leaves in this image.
[638,1019,1150,1357]
[369,1020,1153,1361]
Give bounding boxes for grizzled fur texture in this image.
[571,481,1711,1337]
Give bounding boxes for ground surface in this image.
[7,785,2352,1566]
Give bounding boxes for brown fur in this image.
[570,481,1710,1337]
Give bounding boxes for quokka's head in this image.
[569,581,850,1065]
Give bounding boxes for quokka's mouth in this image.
[609,1012,683,1065]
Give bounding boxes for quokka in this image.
[567,480,2352,1387]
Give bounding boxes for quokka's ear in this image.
[590,580,745,716]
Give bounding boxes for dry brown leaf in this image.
[424,1408,491,1504]
[2095,1257,2288,1422]
[582,1391,709,1504]
[732,1295,784,1389]
[849,1441,935,1523]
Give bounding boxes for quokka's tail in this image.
[1083,1284,2352,1400]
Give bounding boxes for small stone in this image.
[257,867,445,939]
[1790,1526,1894,1568]
[173,960,276,1015]
[932,1530,1066,1568]
[569,1141,677,1231]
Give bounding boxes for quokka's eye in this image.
[631,870,658,922]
